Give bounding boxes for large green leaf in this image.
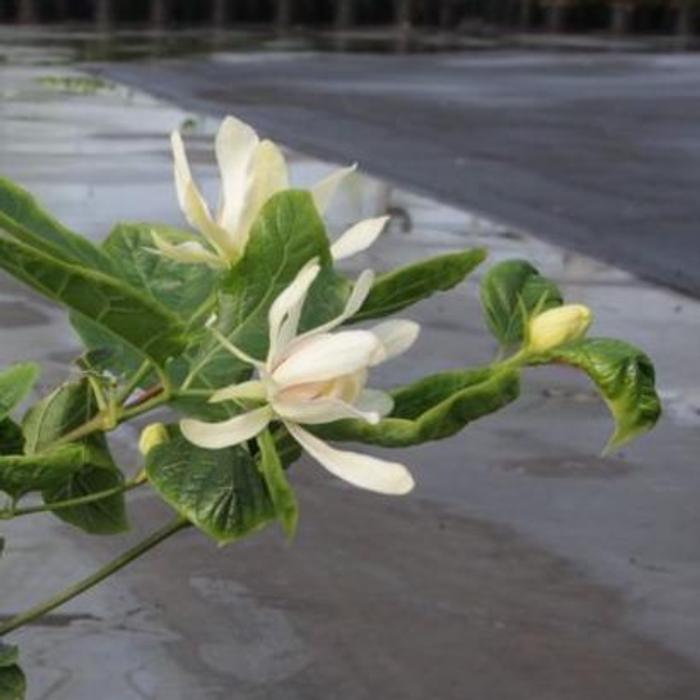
[0,644,25,700]
[531,338,661,451]
[256,429,298,537]
[0,236,186,367]
[480,259,563,348]
[314,367,520,447]
[217,190,346,360]
[0,364,39,422]
[0,443,87,500]
[351,249,486,323]
[22,381,128,534]
[0,174,114,273]
[146,428,276,544]
[103,223,216,320]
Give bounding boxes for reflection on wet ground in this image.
[2,34,700,699]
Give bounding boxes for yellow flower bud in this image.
[527,304,593,353]
[138,423,169,456]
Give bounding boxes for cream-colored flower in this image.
[527,304,593,353]
[154,115,389,268]
[138,422,169,456]
[180,260,420,495]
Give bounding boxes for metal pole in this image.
[519,0,534,29]
[334,0,354,30]
[212,0,228,26]
[610,2,631,36]
[276,0,293,29]
[95,0,113,30]
[676,0,694,38]
[544,0,567,33]
[17,0,37,23]
[151,0,167,28]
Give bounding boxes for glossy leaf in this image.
[146,427,276,544]
[532,337,661,451]
[0,443,87,499]
[0,364,39,423]
[0,174,114,273]
[351,248,487,323]
[256,429,298,537]
[480,259,563,347]
[314,367,520,447]
[22,381,128,534]
[0,236,186,367]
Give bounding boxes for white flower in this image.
[180,260,420,495]
[153,115,390,268]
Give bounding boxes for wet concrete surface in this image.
[2,36,700,699]
[100,50,700,299]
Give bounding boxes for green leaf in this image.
[146,428,276,544]
[256,429,298,537]
[314,367,520,447]
[351,248,486,323]
[480,259,563,347]
[0,364,40,422]
[0,665,25,700]
[22,381,128,534]
[0,644,25,700]
[103,223,216,320]
[0,174,114,273]
[0,443,87,499]
[217,190,346,360]
[0,420,23,457]
[0,235,186,367]
[532,338,661,451]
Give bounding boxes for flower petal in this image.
[331,216,389,261]
[272,331,381,387]
[311,164,357,214]
[236,139,289,246]
[355,389,394,418]
[286,423,415,495]
[180,406,273,450]
[215,116,260,233]
[291,269,375,344]
[369,319,421,366]
[150,231,224,268]
[272,396,381,425]
[209,380,267,404]
[267,259,321,367]
[171,131,238,260]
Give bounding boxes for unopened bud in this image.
[527,304,592,353]
[138,423,169,456]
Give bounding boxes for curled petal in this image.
[272,331,381,387]
[311,164,357,214]
[171,131,238,260]
[236,139,290,246]
[209,380,267,404]
[272,396,381,425]
[369,320,421,366]
[286,423,415,495]
[180,406,273,450]
[215,116,260,233]
[150,231,224,268]
[267,259,321,367]
[331,216,389,261]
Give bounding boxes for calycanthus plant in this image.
[0,116,661,698]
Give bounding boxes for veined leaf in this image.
[0,235,186,366]
[531,337,661,451]
[146,427,276,544]
[350,248,486,323]
[0,174,113,273]
[0,443,87,499]
[314,367,520,447]
[22,381,128,534]
[480,259,563,347]
[0,363,39,422]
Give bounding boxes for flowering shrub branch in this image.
[0,116,661,698]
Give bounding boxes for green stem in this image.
[7,479,144,519]
[115,360,153,406]
[0,517,190,637]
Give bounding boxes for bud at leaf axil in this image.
[138,423,169,456]
[527,304,593,353]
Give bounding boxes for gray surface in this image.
[1,43,700,699]
[101,51,700,298]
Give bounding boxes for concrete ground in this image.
[1,34,700,700]
[101,50,700,299]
